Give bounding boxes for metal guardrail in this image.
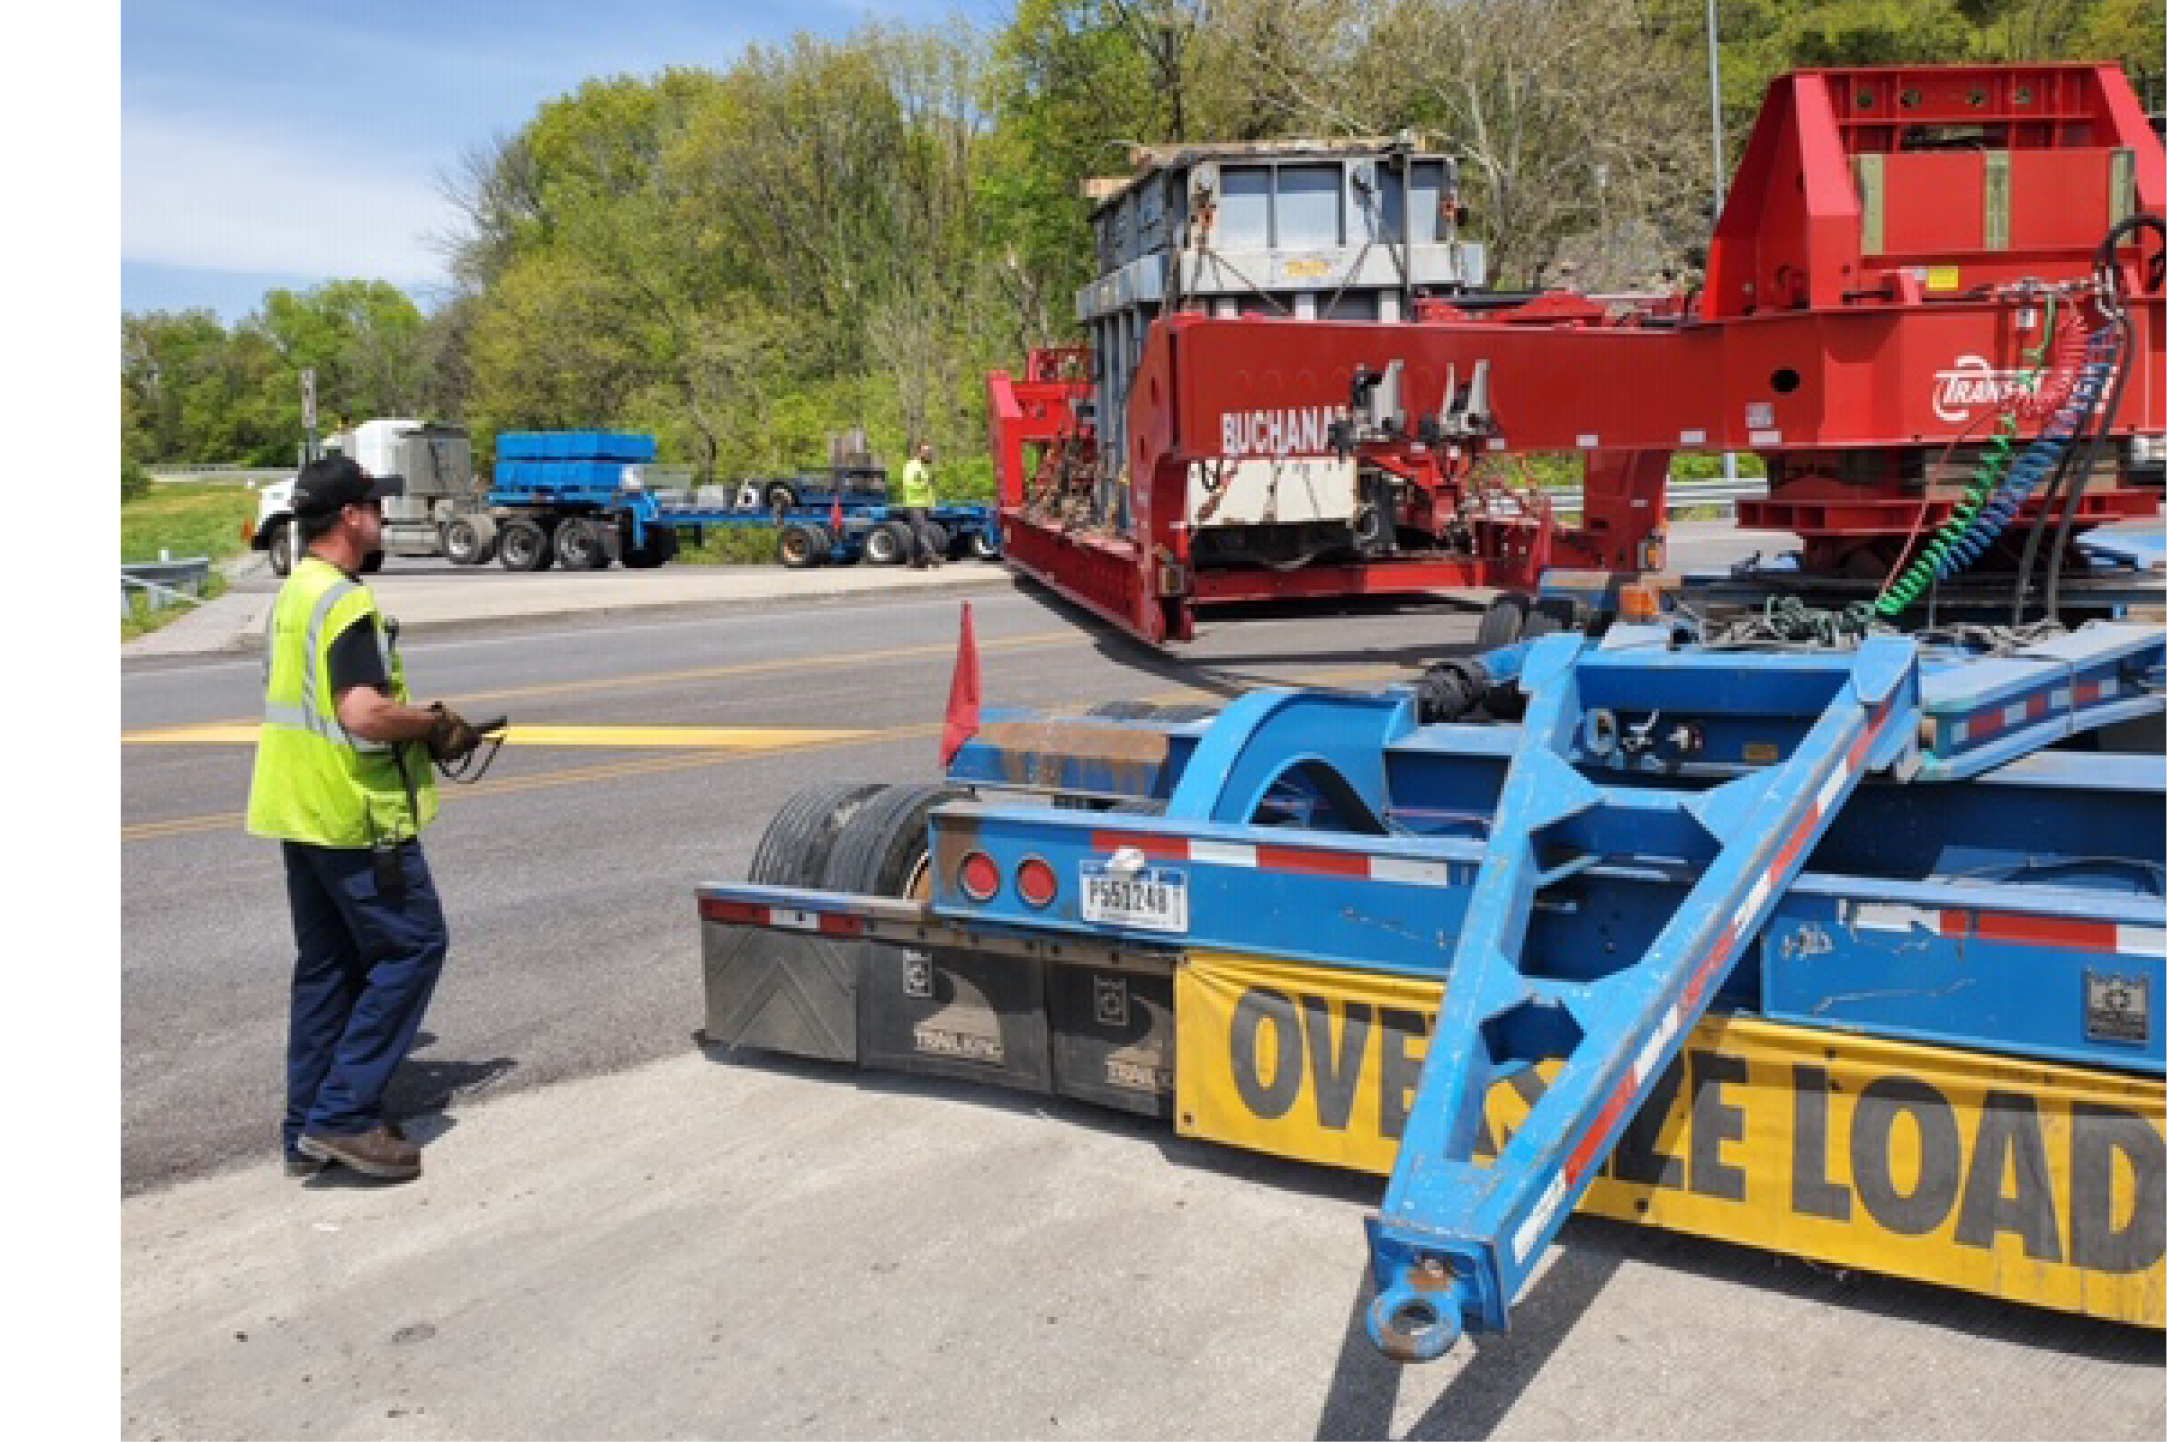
[146,465,291,484]
[122,556,213,619]
[1545,477,1767,519]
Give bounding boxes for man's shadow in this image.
[300,1032,515,1185]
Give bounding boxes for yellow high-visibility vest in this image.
[898,458,936,507]
[246,555,438,847]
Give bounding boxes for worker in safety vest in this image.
[898,441,943,569]
[246,454,483,1182]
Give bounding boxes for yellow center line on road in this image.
[123,628,1090,736]
[121,662,1426,842]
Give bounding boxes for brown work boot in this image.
[299,1126,422,1181]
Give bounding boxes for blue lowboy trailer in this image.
[695,595,2166,1357]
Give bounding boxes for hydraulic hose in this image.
[1874,297,2093,619]
[2035,216,2161,619]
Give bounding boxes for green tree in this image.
[253,278,430,430]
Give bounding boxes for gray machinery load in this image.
[1076,138,1487,549]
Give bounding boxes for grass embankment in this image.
[121,482,256,640]
[674,526,782,566]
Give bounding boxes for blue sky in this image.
[122,0,1005,324]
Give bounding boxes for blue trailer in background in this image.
[438,430,1001,571]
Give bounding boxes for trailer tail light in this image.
[1015,856,1059,909]
[958,851,1002,902]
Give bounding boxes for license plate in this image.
[1080,861,1189,933]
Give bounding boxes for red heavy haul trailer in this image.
[986,64,2164,647]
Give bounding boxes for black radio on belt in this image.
[372,842,407,899]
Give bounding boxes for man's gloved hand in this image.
[427,703,483,765]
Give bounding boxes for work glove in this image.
[427,703,483,765]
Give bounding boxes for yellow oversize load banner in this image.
[1175,951,2165,1326]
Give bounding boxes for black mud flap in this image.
[858,942,1051,1093]
[702,923,860,1064]
[1048,966,1175,1119]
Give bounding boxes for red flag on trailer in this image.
[829,494,843,536]
[940,602,981,767]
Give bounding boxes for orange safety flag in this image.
[940,601,981,767]
[829,494,843,535]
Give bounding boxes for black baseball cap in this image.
[292,454,404,516]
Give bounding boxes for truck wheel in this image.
[866,521,914,566]
[1476,593,1530,650]
[622,525,677,568]
[498,519,553,571]
[266,523,293,578]
[555,517,608,570]
[748,782,888,888]
[821,783,970,901]
[444,517,487,566]
[776,523,831,569]
[923,521,950,558]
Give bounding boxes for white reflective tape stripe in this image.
[1514,1175,1569,1264]
[1741,871,1773,921]
[1749,429,1782,446]
[1190,840,1257,868]
[262,703,313,732]
[2004,701,2028,728]
[771,909,820,932]
[2099,677,2120,700]
[1814,760,1851,819]
[1371,856,1455,887]
[1634,1009,1680,1086]
[1950,718,1969,745]
[1852,902,1940,934]
[299,580,362,739]
[2117,927,2167,957]
[2050,687,2071,710]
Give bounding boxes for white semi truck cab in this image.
[249,419,476,575]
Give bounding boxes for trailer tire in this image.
[1476,592,1530,650]
[622,525,678,569]
[864,522,910,567]
[444,516,495,566]
[748,782,889,889]
[822,782,970,902]
[266,522,293,578]
[923,521,950,558]
[555,517,609,570]
[776,523,831,569]
[498,519,553,571]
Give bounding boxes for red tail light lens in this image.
[958,851,1002,902]
[1015,856,1058,908]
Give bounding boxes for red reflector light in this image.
[958,851,1002,902]
[1015,856,1058,909]
[699,898,767,925]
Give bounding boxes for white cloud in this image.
[122,109,455,284]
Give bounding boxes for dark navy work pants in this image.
[281,839,449,1157]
